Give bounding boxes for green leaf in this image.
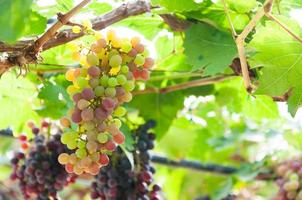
[242,95,279,121]
[129,91,184,139]
[288,87,302,116]
[184,23,237,75]
[120,123,135,151]
[0,73,39,135]
[116,15,163,40]
[151,0,207,12]
[186,1,250,31]
[86,1,112,15]
[248,19,302,115]
[56,0,73,12]
[36,78,72,119]
[227,0,257,13]
[23,11,47,36]
[212,178,233,200]
[0,0,33,42]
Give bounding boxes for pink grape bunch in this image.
[273,159,302,200]
[58,30,154,176]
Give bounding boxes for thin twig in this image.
[265,13,302,44]
[151,154,237,174]
[133,75,235,95]
[33,0,91,53]
[221,0,237,39]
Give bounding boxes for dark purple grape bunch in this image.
[10,121,77,200]
[91,120,162,200]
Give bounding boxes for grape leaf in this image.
[129,91,184,139]
[184,23,237,75]
[85,1,112,15]
[212,178,233,200]
[151,0,208,12]
[0,0,33,42]
[56,0,73,12]
[0,73,39,135]
[227,0,257,13]
[23,11,47,36]
[248,19,302,115]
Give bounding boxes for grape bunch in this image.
[10,121,77,200]
[91,120,161,200]
[273,159,302,200]
[59,29,154,175]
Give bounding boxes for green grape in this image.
[108,49,119,59]
[82,121,95,131]
[87,53,99,66]
[113,106,126,117]
[142,49,149,57]
[77,140,86,149]
[76,148,87,159]
[87,130,97,141]
[121,65,129,74]
[134,54,145,66]
[105,87,116,97]
[97,133,109,143]
[109,55,122,67]
[76,77,88,88]
[61,132,72,144]
[123,80,135,92]
[108,77,118,87]
[100,75,109,86]
[81,68,88,77]
[94,86,105,97]
[89,78,99,88]
[121,41,132,53]
[116,74,127,85]
[67,140,77,150]
[77,99,90,110]
[113,118,122,128]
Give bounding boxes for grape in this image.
[72,93,82,102]
[97,133,109,143]
[81,108,94,121]
[86,141,98,153]
[119,92,133,103]
[113,106,126,117]
[117,74,127,85]
[99,154,109,166]
[82,88,95,100]
[113,133,125,144]
[77,99,90,110]
[121,65,129,74]
[123,81,135,92]
[134,43,145,53]
[94,85,105,97]
[128,48,138,57]
[109,55,122,67]
[105,87,116,97]
[97,39,107,48]
[140,69,150,80]
[77,140,86,149]
[71,109,82,123]
[65,69,76,81]
[58,153,70,165]
[89,78,99,88]
[11,125,77,200]
[88,66,101,77]
[60,117,71,128]
[134,54,145,66]
[87,53,99,66]
[121,41,132,53]
[108,77,118,87]
[72,25,81,33]
[67,140,77,150]
[113,119,122,128]
[76,77,88,88]
[105,140,117,151]
[76,148,87,159]
[95,107,108,121]
[143,57,154,69]
[100,75,109,86]
[102,98,116,111]
[131,36,140,47]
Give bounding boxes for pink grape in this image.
[128,49,138,57]
[134,43,144,53]
[95,107,108,121]
[88,66,101,77]
[97,123,107,132]
[81,108,94,121]
[77,99,90,110]
[72,93,82,103]
[143,57,154,69]
[105,140,116,151]
[107,124,119,135]
[71,109,82,123]
[102,98,116,111]
[82,88,95,100]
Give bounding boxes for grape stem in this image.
[150,154,237,174]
